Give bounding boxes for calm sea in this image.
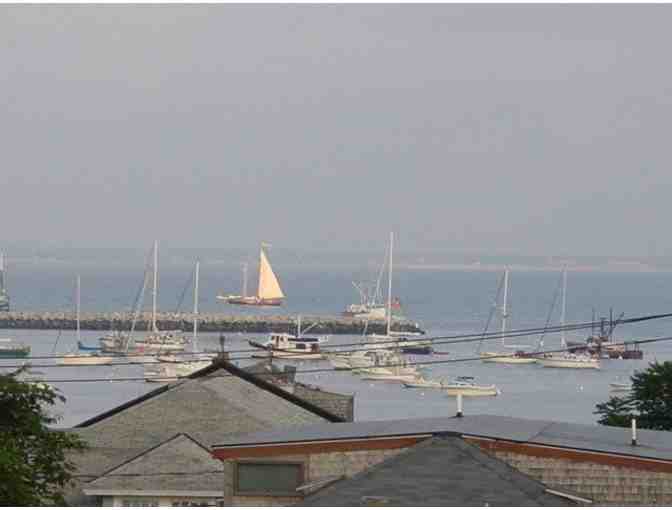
[2,260,672,428]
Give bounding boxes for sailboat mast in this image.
[386,232,393,336]
[0,251,4,291]
[242,262,248,298]
[561,269,567,348]
[152,240,158,332]
[76,274,81,343]
[193,260,200,344]
[501,269,509,346]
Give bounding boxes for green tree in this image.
[0,368,87,505]
[595,361,672,431]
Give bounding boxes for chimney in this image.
[631,418,637,446]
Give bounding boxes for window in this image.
[235,462,303,495]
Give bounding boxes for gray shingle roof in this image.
[62,358,338,505]
[213,414,672,462]
[84,434,224,497]
[301,436,572,506]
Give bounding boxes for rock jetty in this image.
[0,312,425,335]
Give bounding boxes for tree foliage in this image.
[595,361,672,430]
[0,368,87,505]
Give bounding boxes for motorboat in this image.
[444,381,500,397]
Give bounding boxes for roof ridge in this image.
[74,355,345,428]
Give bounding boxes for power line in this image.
[1,313,664,370]
[3,311,671,364]
[10,334,672,385]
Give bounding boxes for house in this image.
[64,355,347,506]
[212,414,672,506]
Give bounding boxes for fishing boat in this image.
[480,270,536,364]
[218,244,284,306]
[342,256,393,320]
[363,233,432,354]
[0,251,9,312]
[357,350,420,382]
[0,338,30,358]
[249,315,328,360]
[444,381,501,397]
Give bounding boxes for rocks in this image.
[0,311,425,335]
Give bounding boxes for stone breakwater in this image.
[0,312,425,335]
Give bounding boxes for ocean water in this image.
[2,260,672,428]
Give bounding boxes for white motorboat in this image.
[444,381,500,397]
[356,350,419,382]
[249,317,328,360]
[403,375,445,389]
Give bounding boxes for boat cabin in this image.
[268,333,324,353]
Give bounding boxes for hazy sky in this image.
[2,5,671,256]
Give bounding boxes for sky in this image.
[1,5,671,257]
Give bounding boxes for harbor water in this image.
[2,261,672,428]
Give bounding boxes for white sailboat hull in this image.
[480,352,537,364]
[60,354,115,366]
[537,357,600,369]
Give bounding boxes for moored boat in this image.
[444,381,500,397]
[60,352,115,366]
[537,354,600,369]
[0,338,30,358]
[218,244,285,306]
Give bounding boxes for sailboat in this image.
[0,251,10,312]
[101,241,186,355]
[61,276,115,366]
[363,233,432,353]
[537,269,600,369]
[480,270,536,364]
[218,244,284,306]
[146,260,215,382]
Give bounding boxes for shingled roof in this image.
[84,434,224,498]
[301,436,573,506]
[65,356,343,504]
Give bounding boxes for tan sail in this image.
[258,248,284,299]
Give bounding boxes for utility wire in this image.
[1,313,664,369]
[3,311,671,363]
[9,334,672,384]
